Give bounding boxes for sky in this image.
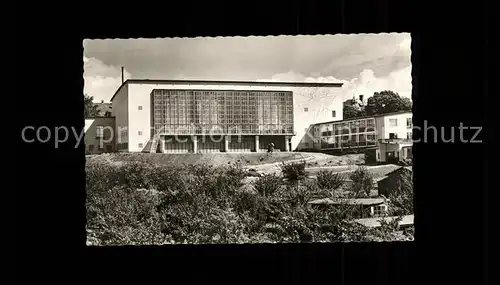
[83,33,412,103]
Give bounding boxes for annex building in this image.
[305,111,413,162]
[110,79,344,153]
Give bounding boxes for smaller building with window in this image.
[84,117,116,154]
[377,139,413,163]
[354,214,414,229]
[307,111,412,153]
[307,197,389,219]
[377,166,413,197]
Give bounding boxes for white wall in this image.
[121,82,343,152]
[375,116,385,140]
[111,84,129,151]
[84,117,115,154]
[380,112,412,140]
[378,141,412,162]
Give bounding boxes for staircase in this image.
[142,135,161,153]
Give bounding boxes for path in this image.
[306,164,401,178]
[243,152,359,175]
[244,153,322,174]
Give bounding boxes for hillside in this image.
[87,152,319,167]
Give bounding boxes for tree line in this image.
[343,90,412,119]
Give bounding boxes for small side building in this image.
[354,214,414,229]
[377,138,412,163]
[84,117,116,154]
[307,197,389,219]
[377,166,413,197]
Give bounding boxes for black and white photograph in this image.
[83,33,414,245]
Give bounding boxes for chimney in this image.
[121,66,124,84]
[359,95,364,104]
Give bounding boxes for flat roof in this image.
[377,166,413,181]
[315,110,413,126]
[84,116,115,119]
[110,79,343,101]
[308,197,386,206]
[354,215,414,228]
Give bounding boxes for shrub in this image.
[281,183,316,208]
[234,186,259,214]
[85,160,122,193]
[316,170,345,191]
[387,170,414,215]
[400,158,413,166]
[299,179,327,200]
[148,164,187,192]
[86,185,164,245]
[120,161,154,189]
[223,164,247,186]
[253,174,282,197]
[349,166,374,197]
[86,158,409,244]
[187,163,215,178]
[280,160,307,180]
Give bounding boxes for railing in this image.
[155,129,296,136]
[378,138,413,144]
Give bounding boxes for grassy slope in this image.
[87,152,315,167]
[306,164,401,178]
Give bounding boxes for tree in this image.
[387,169,413,216]
[84,94,99,117]
[343,98,364,119]
[349,166,374,197]
[343,104,360,119]
[364,90,412,116]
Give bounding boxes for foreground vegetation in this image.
[86,160,413,245]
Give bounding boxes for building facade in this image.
[84,117,115,154]
[306,111,413,152]
[111,79,344,153]
[377,139,413,163]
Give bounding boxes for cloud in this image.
[83,33,411,82]
[83,56,131,102]
[258,65,412,101]
[342,66,412,99]
[83,34,412,102]
[258,35,412,101]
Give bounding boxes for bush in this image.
[280,160,307,180]
[316,170,345,191]
[86,185,164,245]
[234,186,259,215]
[349,166,374,197]
[400,158,413,166]
[120,161,156,189]
[253,174,282,197]
[148,164,188,192]
[387,170,414,215]
[85,160,122,194]
[86,159,408,244]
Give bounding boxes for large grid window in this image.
[151,90,294,135]
[96,126,104,138]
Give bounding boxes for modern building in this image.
[305,110,413,152]
[110,79,344,153]
[84,117,116,154]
